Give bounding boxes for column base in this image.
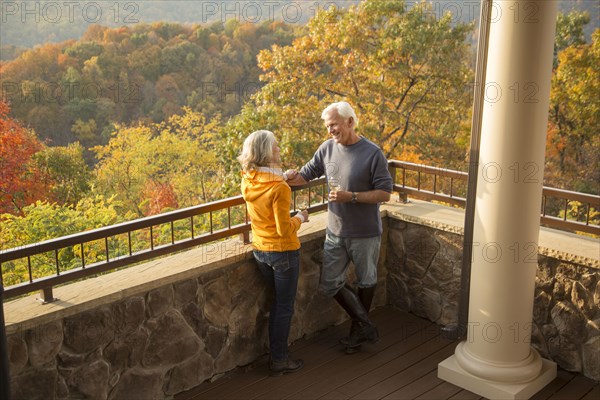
[438,355,557,400]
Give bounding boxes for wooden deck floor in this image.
[175,307,599,400]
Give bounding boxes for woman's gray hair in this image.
[321,101,359,128]
[238,130,276,172]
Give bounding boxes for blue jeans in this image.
[320,231,381,297]
[253,249,300,362]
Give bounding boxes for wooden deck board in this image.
[348,342,456,400]
[319,390,350,400]
[580,384,600,400]
[282,319,437,399]
[530,369,575,400]
[448,389,484,399]
[415,381,463,399]
[175,307,599,400]
[379,361,454,399]
[546,375,598,400]
[334,334,451,399]
[252,309,429,400]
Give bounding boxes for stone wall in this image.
[385,217,600,381]
[6,234,358,400]
[533,256,600,381]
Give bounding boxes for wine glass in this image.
[328,176,341,194]
[296,194,309,212]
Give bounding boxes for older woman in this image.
[238,130,309,376]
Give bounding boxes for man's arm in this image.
[329,189,391,204]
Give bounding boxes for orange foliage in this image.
[0,101,55,215]
[397,148,423,164]
[141,180,179,216]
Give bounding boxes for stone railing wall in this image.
[4,213,389,400]
[384,205,600,382]
[4,202,599,400]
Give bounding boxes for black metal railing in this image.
[1,161,598,302]
[391,161,600,235]
[0,177,327,302]
[390,161,468,207]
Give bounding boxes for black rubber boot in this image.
[358,286,376,312]
[339,286,377,346]
[333,285,379,353]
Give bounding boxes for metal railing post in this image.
[0,285,11,400]
[442,0,494,340]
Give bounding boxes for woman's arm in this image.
[272,184,303,238]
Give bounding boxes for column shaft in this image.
[439,2,559,397]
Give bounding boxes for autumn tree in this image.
[0,101,55,214]
[547,30,599,193]
[0,21,299,151]
[93,107,221,216]
[223,0,473,169]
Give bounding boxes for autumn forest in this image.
[1,0,598,274]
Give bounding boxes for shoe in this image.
[344,322,380,354]
[340,321,380,346]
[339,320,359,346]
[269,358,304,377]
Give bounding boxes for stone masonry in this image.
[385,217,600,381]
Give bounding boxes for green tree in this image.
[33,143,92,205]
[555,11,590,53]
[0,196,130,286]
[71,119,98,143]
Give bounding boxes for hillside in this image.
[0,20,300,148]
[0,0,597,51]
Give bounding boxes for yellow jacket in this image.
[241,169,301,252]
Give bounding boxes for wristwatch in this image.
[351,192,358,203]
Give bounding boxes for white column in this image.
[438,1,558,398]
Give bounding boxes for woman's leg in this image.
[268,250,300,361]
[253,250,302,367]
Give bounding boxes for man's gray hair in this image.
[322,101,359,128]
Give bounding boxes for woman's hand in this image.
[300,210,309,222]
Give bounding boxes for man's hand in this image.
[284,169,308,186]
[328,190,351,203]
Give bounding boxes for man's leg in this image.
[342,235,382,352]
[321,233,378,352]
[320,232,350,296]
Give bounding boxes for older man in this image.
[286,101,393,353]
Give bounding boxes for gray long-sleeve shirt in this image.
[300,137,393,238]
